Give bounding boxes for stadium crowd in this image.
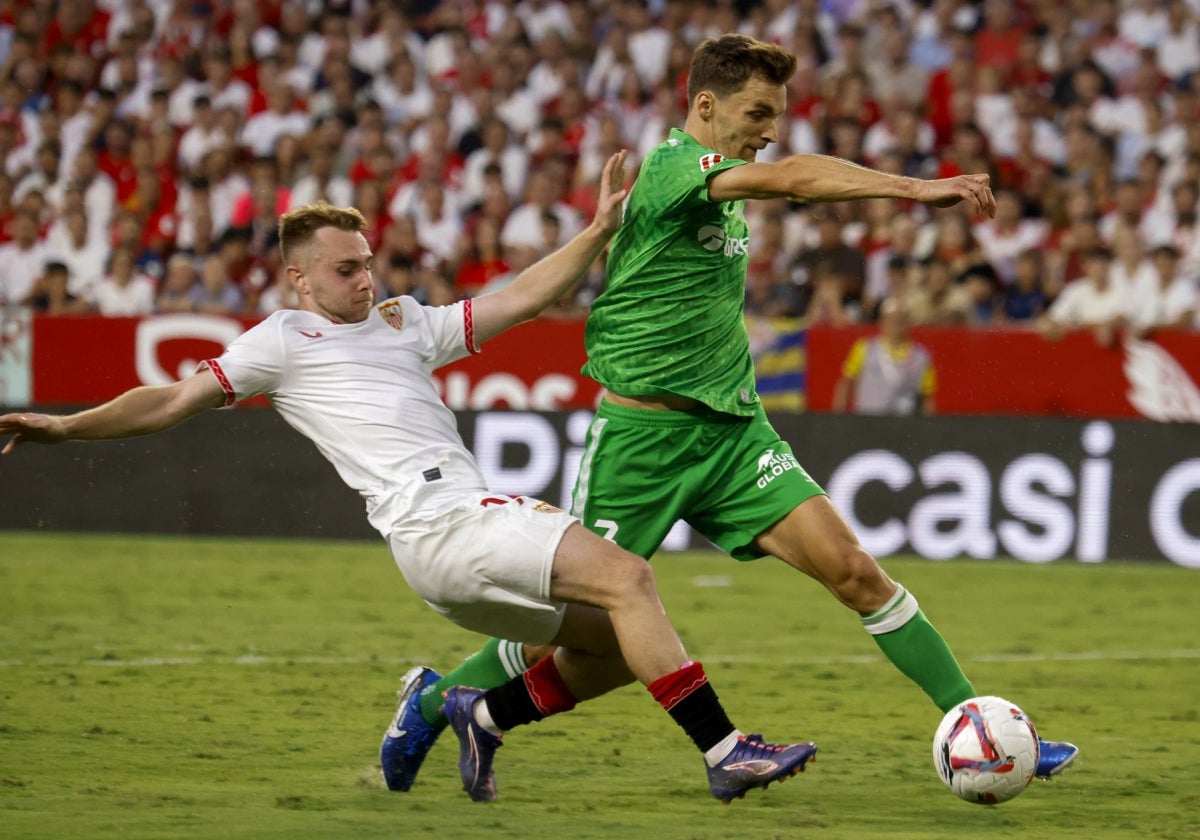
[0,0,1198,337]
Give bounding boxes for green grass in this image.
[1,532,1197,840]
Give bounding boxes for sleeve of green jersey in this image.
[651,142,747,213]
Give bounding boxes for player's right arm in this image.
[0,368,227,454]
[706,154,997,218]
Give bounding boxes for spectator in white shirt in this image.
[372,52,433,131]
[1158,0,1200,81]
[289,146,353,211]
[1142,175,1199,247]
[53,80,92,177]
[514,0,574,44]
[501,165,582,252]
[155,53,205,129]
[412,181,464,264]
[45,206,109,302]
[973,189,1048,285]
[586,23,638,103]
[526,29,574,105]
[491,60,540,140]
[1108,222,1158,299]
[177,96,229,176]
[350,7,425,78]
[625,0,671,88]
[461,117,530,205]
[1127,243,1199,335]
[1039,246,1126,345]
[92,246,157,317]
[1119,0,1170,49]
[201,48,253,116]
[14,140,64,211]
[239,82,311,159]
[65,147,117,241]
[0,210,50,305]
[203,144,251,238]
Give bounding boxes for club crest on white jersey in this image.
[378,300,405,330]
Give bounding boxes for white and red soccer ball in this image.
[933,696,1039,804]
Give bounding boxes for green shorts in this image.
[569,400,826,560]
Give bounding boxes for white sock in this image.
[473,697,503,736]
[704,729,744,768]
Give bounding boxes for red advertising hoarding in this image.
[16,313,1200,421]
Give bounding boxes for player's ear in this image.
[286,264,308,294]
[694,91,715,121]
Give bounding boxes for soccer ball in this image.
[932,695,1039,805]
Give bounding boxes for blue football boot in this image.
[380,666,443,791]
[442,686,503,802]
[706,733,817,803]
[1035,738,1079,778]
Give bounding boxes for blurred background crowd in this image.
[0,0,1198,337]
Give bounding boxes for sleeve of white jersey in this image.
[407,297,480,371]
[199,319,285,406]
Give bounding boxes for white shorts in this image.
[386,493,575,644]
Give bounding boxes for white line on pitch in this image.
[0,649,1198,668]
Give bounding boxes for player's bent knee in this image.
[608,550,658,600]
[826,547,892,612]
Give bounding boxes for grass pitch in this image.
[1,532,1197,840]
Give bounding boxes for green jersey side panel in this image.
[583,128,760,417]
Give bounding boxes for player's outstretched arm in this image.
[0,368,226,455]
[471,150,629,343]
[707,154,996,218]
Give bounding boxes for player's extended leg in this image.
[755,495,1076,777]
[756,495,974,712]
[442,523,816,802]
[381,639,558,791]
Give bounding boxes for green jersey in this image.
[582,128,759,417]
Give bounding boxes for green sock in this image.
[862,585,975,713]
[418,638,528,728]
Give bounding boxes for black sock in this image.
[481,677,543,732]
[664,682,735,753]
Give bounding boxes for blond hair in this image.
[278,202,367,264]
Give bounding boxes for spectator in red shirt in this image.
[974,0,1028,83]
[453,216,509,298]
[41,0,111,64]
[96,118,138,203]
[926,27,975,149]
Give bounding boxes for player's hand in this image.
[0,412,69,454]
[592,149,629,237]
[917,174,996,217]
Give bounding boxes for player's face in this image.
[709,76,786,162]
[291,227,376,324]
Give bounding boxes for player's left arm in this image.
[706,154,996,217]
[471,151,628,344]
[0,368,227,455]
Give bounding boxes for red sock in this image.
[648,661,734,753]
[521,655,578,717]
[648,661,707,711]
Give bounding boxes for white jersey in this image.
[202,296,487,538]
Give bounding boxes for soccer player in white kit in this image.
[0,152,816,803]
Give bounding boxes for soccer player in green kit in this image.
[382,32,1078,794]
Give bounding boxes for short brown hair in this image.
[278,202,367,263]
[687,34,797,104]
